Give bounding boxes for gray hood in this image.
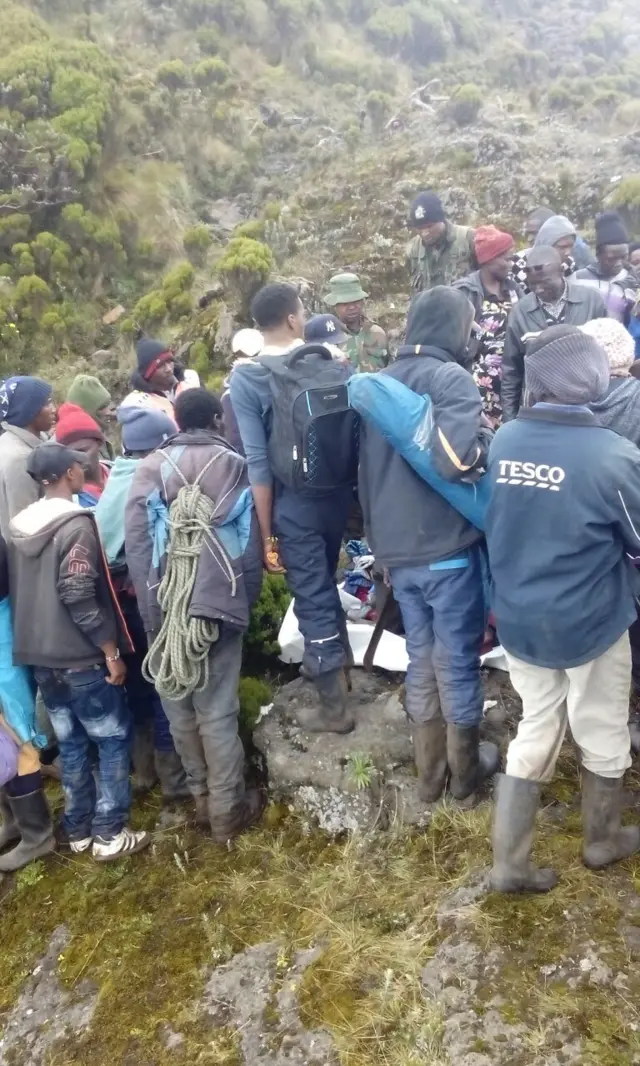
[589,376,640,448]
[534,215,576,248]
[10,498,84,559]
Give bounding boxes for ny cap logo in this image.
[326,320,336,332]
[414,205,426,220]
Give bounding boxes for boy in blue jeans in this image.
[7,443,149,863]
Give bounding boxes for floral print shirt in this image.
[472,286,520,428]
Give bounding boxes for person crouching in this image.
[486,326,640,892]
[8,444,150,862]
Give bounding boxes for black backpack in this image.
[259,343,359,495]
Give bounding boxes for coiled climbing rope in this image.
[143,453,233,702]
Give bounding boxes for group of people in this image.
[1,187,640,896]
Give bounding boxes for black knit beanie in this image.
[136,338,172,379]
[408,191,446,228]
[595,210,629,248]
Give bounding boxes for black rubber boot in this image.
[0,789,19,852]
[154,750,190,803]
[0,789,56,872]
[447,724,500,807]
[582,768,640,870]
[296,669,355,734]
[209,787,267,844]
[490,774,558,893]
[413,719,448,803]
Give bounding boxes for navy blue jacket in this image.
[486,405,640,668]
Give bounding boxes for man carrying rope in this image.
[125,388,265,843]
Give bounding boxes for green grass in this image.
[2,770,640,1065]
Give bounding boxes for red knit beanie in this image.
[55,403,104,445]
[474,225,514,266]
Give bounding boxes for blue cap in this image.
[304,314,348,346]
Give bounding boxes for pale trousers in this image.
[505,632,632,782]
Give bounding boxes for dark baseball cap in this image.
[27,442,87,484]
[304,314,348,346]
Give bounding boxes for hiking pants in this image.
[35,666,132,841]
[274,485,352,678]
[505,632,632,781]
[389,547,485,727]
[160,631,245,816]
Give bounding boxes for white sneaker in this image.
[70,837,93,854]
[92,828,151,863]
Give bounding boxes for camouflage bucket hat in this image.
[324,272,368,306]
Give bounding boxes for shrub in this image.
[244,574,291,662]
[183,223,212,265]
[238,677,273,732]
[234,220,265,240]
[168,292,193,321]
[192,57,231,88]
[217,236,274,314]
[611,176,640,209]
[547,78,583,112]
[405,4,449,64]
[449,83,482,126]
[366,90,393,133]
[0,214,31,251]
[615,99,640,130]
[156,59,189,91]
[366,5,412,55]
[14,274,51,316]
[189,340,210,379]
[197,25,223,54]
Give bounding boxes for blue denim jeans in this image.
[390,546,486,727]
[35,666,132,841]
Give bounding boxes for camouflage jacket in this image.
[406,222,476,294]
[345,319,389,372]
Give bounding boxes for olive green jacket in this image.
[345,318,389,372]
[406,223,476,294]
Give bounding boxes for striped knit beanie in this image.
[524,325,609,406]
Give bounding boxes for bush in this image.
[365,5,411,55]
[234,220,265,240]
[611,176,640,209]
[238,677,273,731]
[189,340,210,379]
[449,83,482,126]
[197,25,223,54]
[366,90,393,133]
[615,99,640,130]
[547,78,583,112]
[156,59,189,91]
[192,57,231,88]
[217,236,274,314]
[183,223,212,265]
[245,574,291,662]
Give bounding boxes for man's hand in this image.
[264,537,286,574]
[106,657,127,686]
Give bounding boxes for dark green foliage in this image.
[245,574,292,660]
[366,90,393,133]
[217,236,274,314]
[449,83,483,126]
[157,59,190,91]
[192,56,232,88]
[238,676,273,730]
[183,223,212,265]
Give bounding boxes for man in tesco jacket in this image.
[485,325,640,894]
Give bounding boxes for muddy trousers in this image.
[160,632,246,816]
[274,485,352,679]
[505,632,632,782]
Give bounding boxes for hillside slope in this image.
[3,0,640,389]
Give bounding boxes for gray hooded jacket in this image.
[125,429,262,635]
[359,287,490,568]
